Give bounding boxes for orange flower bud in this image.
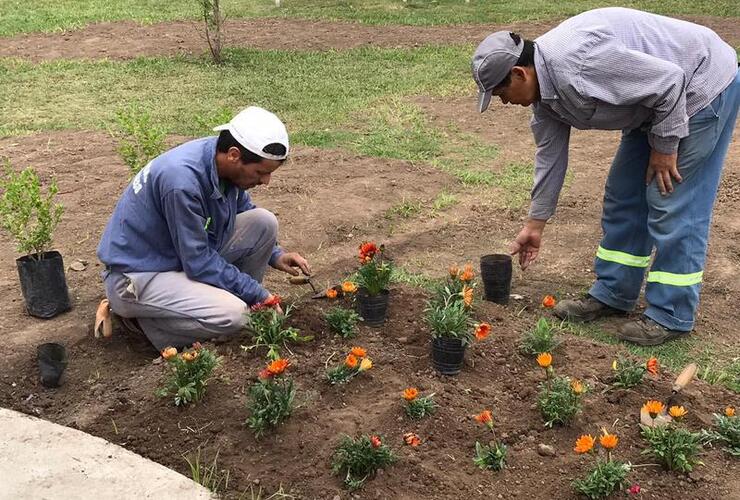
[542,295,556,308]
[537,352,552,369]
[161,347,177,360]
[326,288,338,299]
[403,388,419,401]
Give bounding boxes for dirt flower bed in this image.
[1,283,738,498]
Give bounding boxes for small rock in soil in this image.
[537,444,556,457]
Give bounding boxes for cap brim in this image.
[477,89,492,113]
[212,124,229,132]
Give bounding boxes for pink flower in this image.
[628,484,641,495]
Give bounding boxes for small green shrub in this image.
[0,163,63,257]
[538,376,586,427]
[242,300,312,360]
[572,460,631,499]
[331,435,396,490]
[702,410,740,456]
[157,344,220,406]
[473,441,507,471]
[519,317,560,356]
[425,296,474,345]
[404,391,436,419]
[326,349,373,385]
[641,424,703,473]
[112,105,167,175]
[324,307,361,338]
[246,359,295,438]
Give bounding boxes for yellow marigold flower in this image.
[462,286,474,307]
[571,379,585,395]
[161,347,177,360]
[326,288,338,299]
[350,347,367,358]
[182,351,197,362]
[342,281,358,293]
[537,352,552,369]
[448,265,459,277]
[574,434,595,454]
[643,400,665,419]
[403,388,419,401]
[345,354,358,369]
[726,406,736,418]
[359,358,372,371]
[669,405,687,420]
[459,263,474,281]
[599,430,618,450]
[612,359,618,371]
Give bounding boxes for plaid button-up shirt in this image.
[528,7,737,220]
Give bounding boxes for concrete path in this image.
[0,408,215,500]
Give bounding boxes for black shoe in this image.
[553,295,624,322]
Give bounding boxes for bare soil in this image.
[1,17,739,500]
[0,16,737,62]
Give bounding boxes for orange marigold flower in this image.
[370,435,382,448]
[474,322,491,341]
[643,400,665,419]
[646,357,659,375]
[574,434,596,454]
[726,406,736,418]
[342,281,358,293]
[599,430,618,450]
[459,263,474,281]
[267,358,289,376]
[350,347,367,358]
[542,295,556,308]
[448,265,459,277]
[403,388,419,401]
[537,352,552,369]
[345,354,358,369]
[359,358,373,371]
[669,405,687,420]
[474,410,493,425]
[182,351,197,362]
[403,432,421,447]
[462,286,474,307]
[263,294,282,307]
[161,347,177,360]
[571,379,585,395]
[326,288,338,299]
[359,242,379,262]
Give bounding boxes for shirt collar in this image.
[534,43,558,101]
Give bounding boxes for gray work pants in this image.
[103,208,278,350]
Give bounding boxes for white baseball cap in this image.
[213,106,289,160]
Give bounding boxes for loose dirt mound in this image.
[0,16,737,62]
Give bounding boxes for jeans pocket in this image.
[707,93,722,118]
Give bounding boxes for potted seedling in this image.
[0,163,70,318]
[354,242,393,326]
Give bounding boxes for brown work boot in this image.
[617,317,686,346]
[553,295,623,322]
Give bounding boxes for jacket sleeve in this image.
[236,189,285,266]
[162,188,270,305]
[578,33,688,154]
[529,107,572,220]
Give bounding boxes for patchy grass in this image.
[385,198,424,219]
[431,191,458,213]
[1,0,737,36]
[390,266,436,290]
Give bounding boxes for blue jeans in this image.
[590,70,740,331]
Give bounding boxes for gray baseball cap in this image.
[471,31,524,113]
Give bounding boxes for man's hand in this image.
[273,252,311,277]
[646,149,681,196]
[509,219,547,270]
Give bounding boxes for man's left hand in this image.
[273,252,312,276]
[646,150,681,196]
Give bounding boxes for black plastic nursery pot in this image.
[16,251,71,319]
[431,336,467,375]
[37,342,68,388]
[356,288,390,327]
[480,253,512,305]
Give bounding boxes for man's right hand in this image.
[509,219,547,270]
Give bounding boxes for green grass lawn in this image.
[0,0,737,36]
